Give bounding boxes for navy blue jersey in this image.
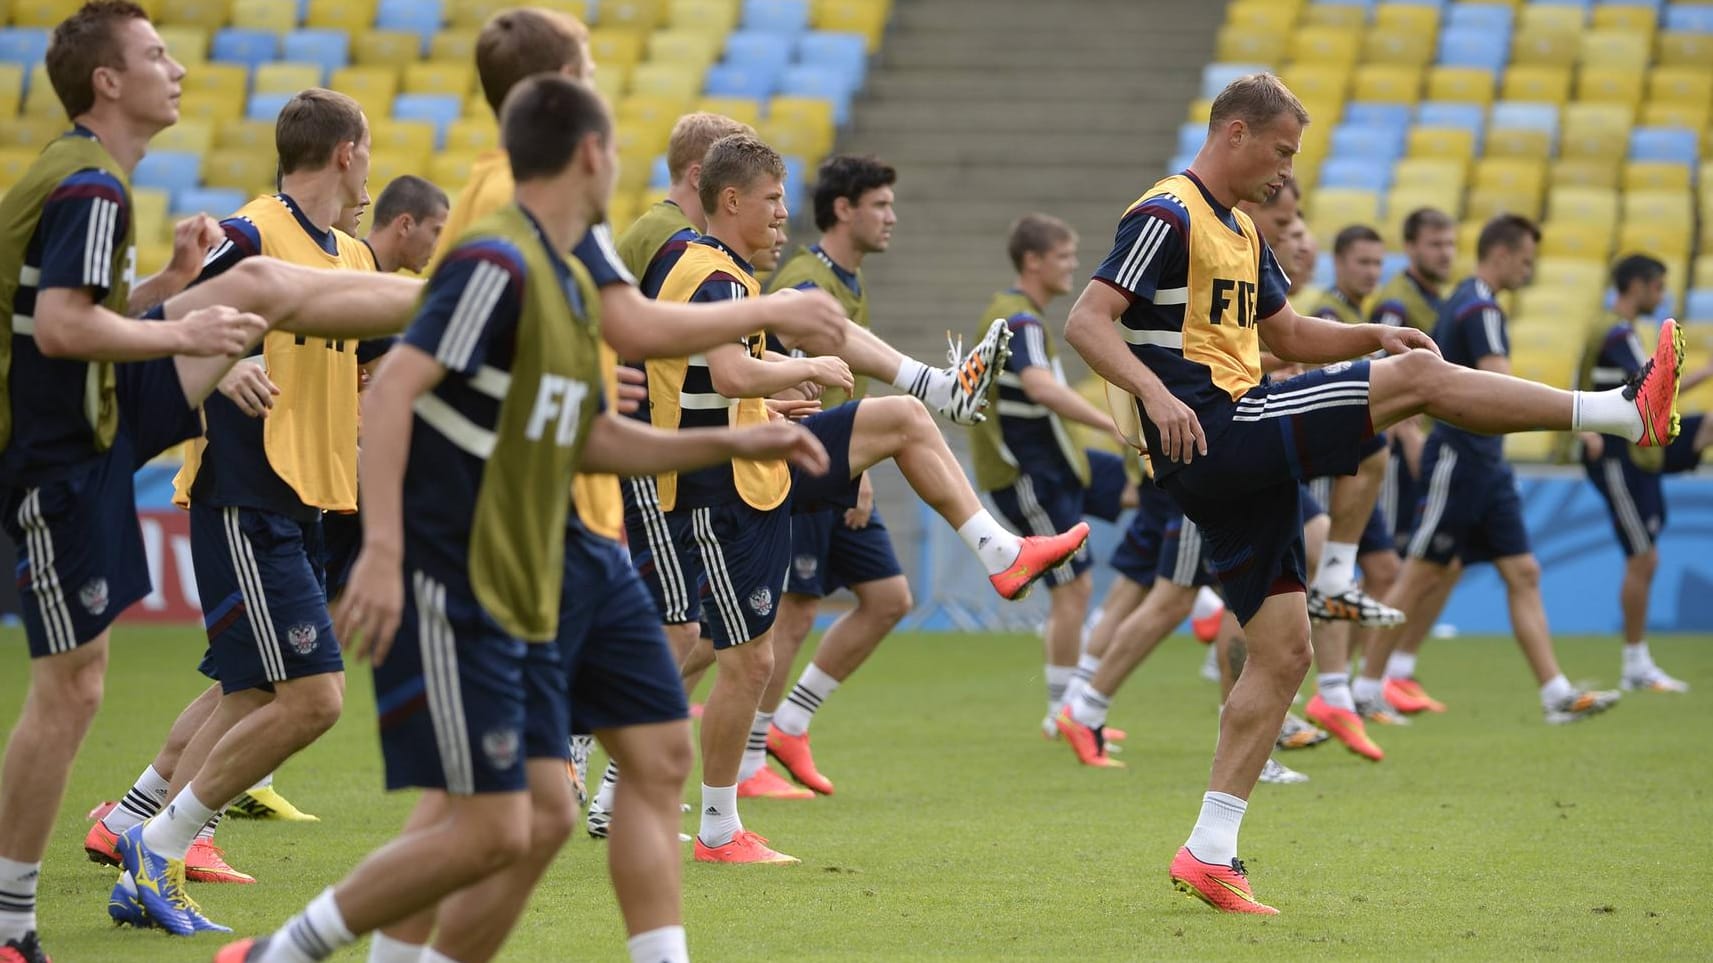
[1431,277,1509,464]
[571,222,634,289]
[0,130,136,486]
[670,235,767,510]
[996,303,1079,477]
[637,226,697,299]
[1091,171,1289,416]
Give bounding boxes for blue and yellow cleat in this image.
[108,872,157,930]
[115,825,216,936]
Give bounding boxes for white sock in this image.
[106,763,172,833]
[1069,685,1111,729]
[367,932,424,963]
[1317,673,1355,712]
[1623,640,1653,673]
[592,760,620,813]
[1045,665,1074,711]
[141,786,219,861]
[1192,585,1224,621]
[774,662,840,736]
[737,712,773,783]
[1313,541,1359,594]
[957,510,1022,575]
[1540,673,1576,708]
[1572,387,1645,442]
[421,949,459,963]
[1352,675,1385,706]
[251,770,276,791]
[267,887,355,963]
[1384,651,1418,680]
[1064,652,1101,708]
[195,811,222,843]
[0,857,40,940]
[628,924,690,963]
[1184,791,1247,866]
[698,783,742,848]
[891,357,941,404]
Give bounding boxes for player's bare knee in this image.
[40,649,108,722]
[528,788,577,852]
[1629,548,1659,579]
[727,640,776,692]
[275,673,344,738]
[618,727,695,794]
[1501,555,1543,592]
[861,578,913,626]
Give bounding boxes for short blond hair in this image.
[1208,73,1311,132]
[666,112,754,183]
[698,134,784,213]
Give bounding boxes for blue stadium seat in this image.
[1490,101,1559,134]
[1176,122,1205,157]
[1684,288,1713,321]
[1665,4,1713,32]
[725,31,794,82]
[247,92,294,122]
[1533,0,1592,9]
[1165,151,1195,174]
[704,63,774,100]
[1344,102,1413,133]
[650,154,671,189]
[743,0,810,35]
[282,30,349,80]
[1380,252,1409,284]
[1629,127,1699,164]
[132,152,203,197]
[778,65,853,124]
[1313,252,1334,289]
[796,32,867,89]
[1603,0,1661,10]
[212,29,280,71]
[782,154,807,217]
[1319,157,1392,192]
[1330,123,1406,163]
[377,0,446,45]
[1443,4,1512,34]
[1201,63,1264,101]
[172,187,247,218]
[393,94,463,148]
[0,28,49,67]
[1437,27,1508,70]
[1416,101,1486,142]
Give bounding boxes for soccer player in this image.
[966,212,1133,739]
[646,133,1088,864]
[214,75,831,963]
[1064,73,1678,914]
[1577,255,1713,692]
[360,175,448,275]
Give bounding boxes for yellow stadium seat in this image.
[670,0,739,33]
[446,0,510,28]
[1692,254,1713,289]
[178,90,246,124]
[1561,103,1634,160]
[1502,433,1558,463]
[0,150,37,193]
[217,119,274,150]
[1297,96,1342,128]
[429,29,480,64]
[1361,27,1434,66]
[0,117,62,152]
[22,65,57,116]
[1485,126,1553,161]
[647,29,724,72]
[230,0,295,33]
[0,65,20,117]
[601,0,666,31]
[1307,187,1380,241]
[1518,5,1584,34]
[1467,185,1540,223]
[764,96,836,159]
[306,0,377,32]
[1590,5,1655,34]
[1533,256,1606,293]
[369,119,436,157]
[1186,98,1213,124]
[368,152,429,186]
[618,94,684,136]
[1392,158,1466,192]
[445,116,497,152]
[607,191,642,236]
[1353,64,1421,104]
[1280,63,1350,103]
[429,151,483,187]
[1226,1,1298,33]
[1426,66,1495,106]
[627,63,702,104]
[1540,225,1615,261]
[1374,3,1439,35]
[152,120,215,155]
[253,62,322,96]
[182,62,248,98]
[404,62,476,97]
[1624,162,1693,193]
[202,149,277,196]
[1302,3,1366,28]
[615,145,657,194]
[354,30,423,68]
[1550,158,1620,190]
[1658,31,1713,67]
[1406,126,1476,164]
[1217,24,1287,65]
[593,66,630,103]
[1642,100,1710,132]
[1548,186,1619,229]
[8,0,81,27]
[814,0,888,51]
[330,66,400,121]
[695,96,763,128]
[1577,66,1644,108]
[158,0,230,29]
[1384,186,1460,240]
[1456,220,1483,261]
[1619,220,1691,260]
[1648,67,1713,108]
[1511,27,1581,67]
[1502,65,1571,104]
[1289,25,1361,65]
[132,188,170,246]
[1475,157,1546,195]
[159,26,210,63]
[1580,29,1651,70]
[1624,190,1694,229]
[589,28,647,69]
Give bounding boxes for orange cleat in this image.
[736,767,815,800]
[766,725,834,795]
[694,830,800,865]
[1304,694,1383,762]
[212,936,267,962]
[1169,846,1278,915]
[1105,726,1128,742]
[1631,318,1684,448]
[84,816,121,867]
[186,839,255,884]
[87,800,118,822]
[1383,676,1446,714]
[990,522,1090,600]
[689,702,705,720]
[1053,708,1124,768]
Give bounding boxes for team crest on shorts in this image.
[1432,533,1455,555]
[286,623,319,655]
[482,727,521,770]
[793,554,818,580]
[78,578,109,616]
[748,585,774,617]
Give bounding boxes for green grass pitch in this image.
[3,625,1709,961]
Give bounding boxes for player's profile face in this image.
[1411,226,1457,284]
[731,176,787,257]
[1042,239,1079,295]
[404,209,449,273]
[850,185,895,254]
[1238,114,1302,205]
[1340,240,1384,297]
[1638,275,1666,315]
[115,17,184,129]
[342,122,372,207]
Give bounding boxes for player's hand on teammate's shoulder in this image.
[165,214,224,280]
[615,365,647,415]
[733,420,830,476]
[805,356,855,392]
[333,544,404,666]
[1377,325,1440,358]
[1138,383,1207,465]
[765,287,848,356]
[219,361,279,418]
[176,304,267,357]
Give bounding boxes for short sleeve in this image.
[193,217,262,285]
[402,240,525,375]
[356,336,397,364]
[1462,303,1509,361]
[1257,241,1289,319]
[572,223,636,288]
[35,169,130,298]
[1370,299,1407,327]
[1091,200,1187,302]
[1005,313,1048,371]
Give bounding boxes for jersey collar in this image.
[693,234,755,278]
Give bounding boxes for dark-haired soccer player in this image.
[1066,73,1676,914]
[1576,254,1713,693]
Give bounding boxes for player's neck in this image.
[1335,283,1362,305]
[1473,265,1506,294]
[278,174,343,233]
[703,221,759,265]
[514,181,590,258]
[1406,265,1437,292]
[817,232,863,271]
[1612,299,1641,325]
[666,183,706,232]
[1016,276,1053,311]
[74,111,152,175]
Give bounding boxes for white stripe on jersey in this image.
[413,393,498,458]
[19,265,39,286]
[468,364,512,400]
[203,239,234,268]
[627,476,691,621]
[1024,324,1048,368]
[1481,308,1505,357]
[1171,519,1203,588]
[437,260,509,372]
[1235,377,1370,407]
[1118,327,1183,350]
[1602,457,1652,555]
[690,507,749,645]
[83,198,117,290]
[997,399,1050,418]
[678,391,736,410]
[1117,218,1170,292]
[12,314,34,335]
[1152,286,1189,306]
[587,223,636,285]
[1624,331,1648,370]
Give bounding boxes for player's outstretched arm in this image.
[1017,366,1120,435]
[1065,280,1206,464]
[127,215,224,316]
[1258,306,1441,365]
[581,411,829,478]
[601,285,848,361]
[33,285,265,363]
[163,257,424,340]
[706,342,852,399]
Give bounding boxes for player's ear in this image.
[687,162,702,191]
[833,195,853,224]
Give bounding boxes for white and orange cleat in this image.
[736,767,815,800]
[991,522,1090,600]
[1169,846,1278,915]
[694,830,800,865]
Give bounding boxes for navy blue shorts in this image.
[1381,441,1417,554]
[989,451,1128,588]
[786,506,904,597]
[558,525,689,733]
[790,401,863,513]
[1164,476,1307,625]
[373,564,568,795]
[320,510,363,601]
[1404,439,1531,565]
[1582,417,1705,557]
[1159,510,1217,588]
[191,503,341,694]
[624,475,700,625]
[680,501,790,648]
[1109,478,1174,585]
[3,358,199,658]
[1304,476,1393,557]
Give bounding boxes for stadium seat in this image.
[619,93,689,134]
[1659,29,1713,66]
[178,90,248,124]
[354,29,425,68]
[1373,3,1440,36]
[1624,189,1694,229]
[590,28,648,71]
[217,119,276,151]
[1561,103,1634,160]
[672,0,740,34]
[1648,66,1713,108]
[813,0,889,52]
[1281,63,1352,104]
[131,188,171,246]
[0,64,21,118]
[331,67,400,121]
[779,64,853,123]
[182,61,249,98]
[444,116,496,152]
[133,151,204,199]
[1321,157,1393,192]
[1547,185,1620,232]
[370,119,437,156]
[1692,255,1713,290]
[1685,288,1713,323]
[1386,185,1462,231]
[0,149,37,193]
[1426,66,1496,106]
[763,95,835,161]
[404,62,476,97]
[705,62,773,100]
[1444,3,1512,34]
[725,30,794,82]
[1362,27,1434,67]
[376,0,446,44]
[798,31,867,88]
[1550,157,1621,190]
[0,116,60,152]
[1501,64,1571,104]
[202,149,278,196]
[1620,220,1692,261]
[1393,157,1467,192]
[649,28,726,73]
[1290,25,1362,65]
[281,30,350,79]
[602,0,668,31]
[1301,3,1368,29]
[445,0,514,28]
[428,151,482,188]
[1226,1,1299,33]
[695,95,763,127]
[1511,27,1582,68]
[430,29,481,64]
[0,28,50,68]
[1406,125,1477,164]
[1624,161,1692,193]
[246,92,294,122]
[157,0,233,30]
[1201,62,1266,101]
[744,0,811,35]
[158,26,211,63]
[1579,28,1651,70]
[1575,65,1644,107]
[21,64,56,116]
[1344,102,1412,132]
[211,28,280,71]
[1416,99,1485,137]
[1466,185,1539,222]
[254,62,323,96]
[1218,23,1288,65]
[1308,187,1381,240]
[230,0,298,33]
[305,0,378,33]
[392,94,463,147]
[1630,127,1698,165]
[1353,64,1422,104]
[171,187,247,220]
[1518,4,1586,36]
[1437,27,1508,71]
[8,0,80,28]
[1331,123,1406,164]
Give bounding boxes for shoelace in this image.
[943,330,965,368]
[164,861,205,916]
[1621,359,1654,401]
[1229,858,1249,878]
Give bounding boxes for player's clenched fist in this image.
[166,213,224,279]
[177,304,266,357]
[765,287,848,356]
[732,421,830,477]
